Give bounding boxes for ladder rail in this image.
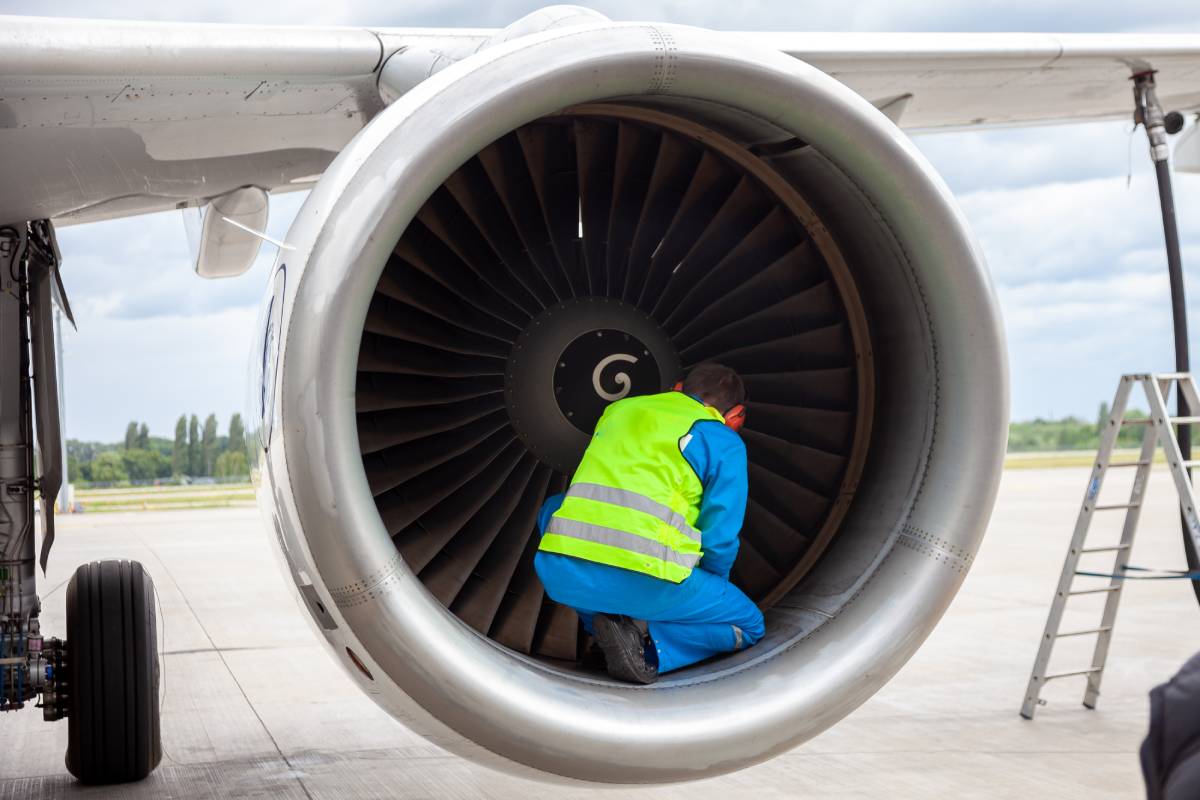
[1176,374,1200,428]
[1082,410,1156,709]
[1020,376,1134,720]
[1147,377,1200,559]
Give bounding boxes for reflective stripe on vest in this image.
[544,518,701,572]
[565,483,701,544]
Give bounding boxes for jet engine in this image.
[256,17,1008,784]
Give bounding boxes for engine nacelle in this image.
[255,20,1007,783]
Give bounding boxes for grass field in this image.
[1003,448,1168,469]
[72,482,256,512]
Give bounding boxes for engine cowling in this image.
[255,19,1008,784]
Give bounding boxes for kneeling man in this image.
[534,363,764,683]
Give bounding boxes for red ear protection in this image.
[674,381,746,431]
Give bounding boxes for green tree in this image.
[91,451,128,483]
[214,450,248,479]
[136,422,150,450]
[122,448,168,481]
[124,421,138,450]
[172,415,187,475]
[202,414,218,476]
[1097,401,1110,432]
[188,415,201,476]
[227,413,245,457]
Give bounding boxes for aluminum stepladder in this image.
[1020,373,1200,720]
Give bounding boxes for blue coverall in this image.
[533,405,765,674]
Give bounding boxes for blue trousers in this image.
[534,494,764,674]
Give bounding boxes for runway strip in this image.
[2,467,1194,798]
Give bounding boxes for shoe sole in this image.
[593,614,656,685]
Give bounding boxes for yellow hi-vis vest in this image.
[539,391,725,583]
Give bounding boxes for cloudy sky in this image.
[5,0,1200,441]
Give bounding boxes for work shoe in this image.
[592,614,658,685]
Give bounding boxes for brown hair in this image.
[682,363,745,414]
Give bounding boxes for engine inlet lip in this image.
[272,21,1007,784]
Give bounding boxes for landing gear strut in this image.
[0,221,161,784]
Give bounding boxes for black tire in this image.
[65,559,162,784]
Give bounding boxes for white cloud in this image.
[948,173,1200,286]
[61,306,261,442]
[55,193,306,440]
[912,120,1143,194]
[6,0,1200,31]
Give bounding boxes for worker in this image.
[533,362,764,684]
[1142,649,1200,799]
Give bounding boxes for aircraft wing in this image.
[747,32,1200,129]
[2,15,1200,226]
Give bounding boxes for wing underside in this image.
[1,16,1198,227]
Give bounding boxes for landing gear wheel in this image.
[65,560,162,784]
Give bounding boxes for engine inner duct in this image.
[355,108,872,664]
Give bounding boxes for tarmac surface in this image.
[2,466,1197,798]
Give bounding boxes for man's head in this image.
[681,363,745,415]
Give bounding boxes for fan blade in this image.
[452,466,555,635]
[365,293,511,358]
[488,473,568,652]
[396,441,528,573]
[443,159,560,309]
[575,118,619,296]
[664,225,814,344]
[748,462,830,535]
[741,428,847,498]
[362,412,512,496]
[635,149,739,311]
[358,333,506,378]
[649,176,772,319]
[746,402,854,456]
[477,134,572,301]
[606,121,661,303]
[355,373,502,414]
[379,431,518,537]
[401,210,536,324]
[419,456,542,607]
[740,367,856,412]
[377,253,522,342]
[517,122,585,296]
[690,322,852,376]
[625,132,703,303]
[531,601,580,662]
[679,281,842,365]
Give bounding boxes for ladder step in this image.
[1173,417,1200,424]
[1122,418,1153,425]
[1080,544,1131,554]
[1041,668,1102,682]
[1155,372,1192,380]
[1092,503,1140,510]
[1056,626,1113,638]
[1069,586,1121,596]
[1107,460,1151,468]
[1181,460,1200,468]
